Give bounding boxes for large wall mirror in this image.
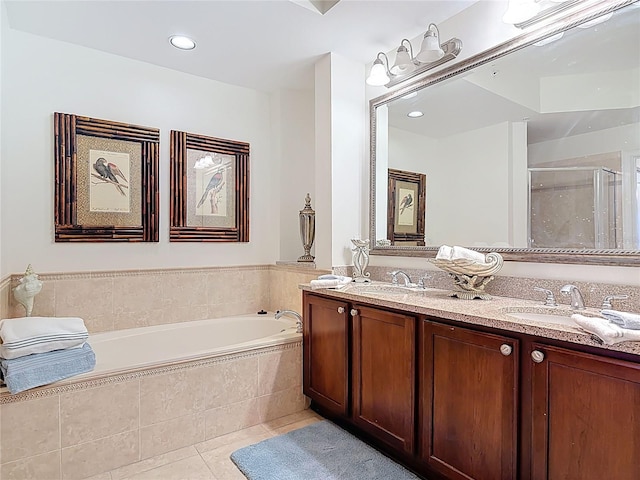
[370,1,640,265]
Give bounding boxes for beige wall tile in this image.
[257,347,302,396]
[160,272,209,311]
[139,413,205,460]
[202,357,259,410]
[195,425,269,454]
[55,277,114,333]
[204,398,261,439]
[259,385,307,423]
[1,396,60,463]
[1,450,61,480]
[60,380,139,447]
[112,275,164,316]
[61,429,139,480]
[160,305,209,325]
[139,369,207,426]
[0,278,10,319]
[8,280,56,319]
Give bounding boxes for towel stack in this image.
[436,245,486,263]
[0,317,96,394]
[310,274,353,290]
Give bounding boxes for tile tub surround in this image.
[0,341,306,480]
[3,264,326,333]
[364,265,640,312]
[302,283,640,357]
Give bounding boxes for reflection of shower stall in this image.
[528,167,622,249]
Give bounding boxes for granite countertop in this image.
[301,282,640,357]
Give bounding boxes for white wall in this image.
[364,0,640,286]
[1,26,280,274]
[271,89,315,262]
[0,3,4,278]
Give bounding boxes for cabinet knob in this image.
[337,306,345,314]
[350,308,359,317]
[531,350,545,363]
[500,344,513,356]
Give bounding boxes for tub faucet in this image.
[275,310,303,333]
[560,284,585,310]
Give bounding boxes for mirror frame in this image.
[369,0,640,266]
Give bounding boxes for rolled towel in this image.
[451,246,486,263]
[571,314,640,346]
[310,276,352,290]
[0,343,96,394]
[600,310,640,330]
[436,245,453,260]
[0,317,89,359]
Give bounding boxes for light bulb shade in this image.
[390,45,415,75]
[502,0,540,24]
[366,59,390,86]
[416,32,444,63]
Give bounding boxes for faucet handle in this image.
[417,273,431,289]
[534,287,558,307]
[388,271,399,285]
[601,294,629,310]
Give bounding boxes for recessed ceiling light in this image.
[169,35,196,50]
[407,111,424,118]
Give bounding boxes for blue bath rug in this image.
[230,420,421,480]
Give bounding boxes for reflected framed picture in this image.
[170,130,249,242]
[387,168,426,246]
[53,112,159,242]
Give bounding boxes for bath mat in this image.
[230,420,421,480]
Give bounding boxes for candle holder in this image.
[298,193,315,262]
[351,239,371,283]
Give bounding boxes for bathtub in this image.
[0,313,307,478]
[85,313,301,378]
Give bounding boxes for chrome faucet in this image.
[389,270,412,286]
[275,309,303,333]
[560,285,585,310]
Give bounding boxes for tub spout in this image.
[275,310,303,333]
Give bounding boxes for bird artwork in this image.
[197,170,224,209]
[93,158,126,196]
[108,162,128,185]
[399,192,413,215]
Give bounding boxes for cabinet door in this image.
[421,321,518,480]
[302,293,350,416]
[352,304,415,453]
[530,343,640,480]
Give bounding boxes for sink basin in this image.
[505,311,577,326]
[345,283,425,296]
[500,307,586,327]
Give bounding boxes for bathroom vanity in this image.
[301,285,640,480]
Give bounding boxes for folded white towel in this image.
[0,317,89,360]
[571,314,640,345]
[600,310,640,330]
[310,276,352,290]
[451,246,486,263]
[436,245,453,260]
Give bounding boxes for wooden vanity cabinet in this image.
[302,293,350,416]
[351,304,416,453]
[529,343,640,480]
[420,320,519,480]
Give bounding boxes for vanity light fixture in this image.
[503,0,581,29]
[169,35,196,50]
[366,22,462,88]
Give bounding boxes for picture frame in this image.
[387,168,426,246]
[170,130,250,242]
[54,112,159,242]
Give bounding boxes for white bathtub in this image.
[85,313,300,377]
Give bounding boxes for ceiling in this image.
[3,0,477,92]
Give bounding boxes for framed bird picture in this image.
[387,168,426,246]
[169,130,249,242]
[53,112,159,242]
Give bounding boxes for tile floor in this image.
[87,409,324,480]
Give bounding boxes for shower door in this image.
[528,167,621,249]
